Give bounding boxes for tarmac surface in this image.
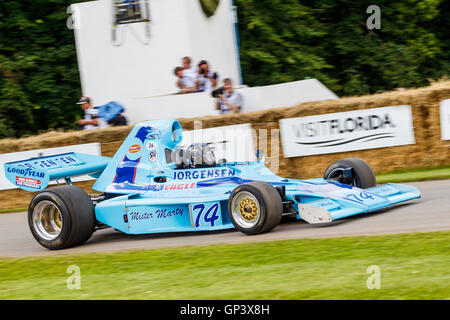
[1,180,449,258]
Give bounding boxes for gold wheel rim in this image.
[239,197,259,222]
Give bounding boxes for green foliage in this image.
[0,0,449,137]
[0,1,82,138]
[235,0,449,96]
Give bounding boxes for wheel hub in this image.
[239,198,258,222]
[32,201,63,241]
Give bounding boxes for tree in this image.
[235,0,449,96]
[0,1,83,138]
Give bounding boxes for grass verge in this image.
[376,166,450,184]
[0,231,449,300]
[0,208,27,214]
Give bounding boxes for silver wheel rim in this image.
[32,201,63,241]
[231,191,261,229]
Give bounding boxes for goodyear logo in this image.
[7,167,45,178]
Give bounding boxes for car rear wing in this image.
[4,152,111,192]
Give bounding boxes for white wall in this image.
[73,0,241,105]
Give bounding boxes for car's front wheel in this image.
[323,158,376,189]
[228,182,282,235]
[28,186,96,250]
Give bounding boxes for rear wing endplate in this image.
[4,152,111,192]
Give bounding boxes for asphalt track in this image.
[1,180,449,258]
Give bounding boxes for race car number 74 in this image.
[344,192,375,204]
[191,203,220,228]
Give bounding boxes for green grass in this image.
[0,207,27,214]
[376,166,450,184]
[0,231,449,300]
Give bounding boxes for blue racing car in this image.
[4,119,421,250]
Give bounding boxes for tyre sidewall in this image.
[324,158,376,189]
[229,184,268,234]
[228,182,281,235]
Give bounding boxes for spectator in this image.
[182,56,197,83]
[216,78,243,114]
[77,96,108,130]
[174,66,197,94]
[197,60,218,92]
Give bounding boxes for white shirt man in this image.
[216,79,243,114]
[196,60,218,93]
[197,71,217,92]
[174,67,197,94]
[182,56,198,84]
[183,68,197,83]
[77,97,108,130]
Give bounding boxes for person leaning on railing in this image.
[215,78,243,114]
[196,60,219,93]
[174,66,197,94]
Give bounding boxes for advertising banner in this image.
[279,106,416,158]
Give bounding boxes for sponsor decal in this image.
[110,182,197,192]
[135,126,161,143]
[129,144,142,154]
[14,155,80,170]
[146,141,157,151]
[7,167,45,178]
[149,151,158,162]
[15,176,41,189]
[147,183,196,192]
[280,106,415,157]
[163,183,196,191]
[173,168,236,181]
[129,208,184,221]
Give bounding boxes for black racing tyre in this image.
[228,181,282,235]
[28,186,96,250]
[323,158,376,189]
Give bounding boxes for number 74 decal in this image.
[190,203,221,228]
[344,192,375,204]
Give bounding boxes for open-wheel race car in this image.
[4,120,421,250]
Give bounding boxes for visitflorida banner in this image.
[279,105,416,158]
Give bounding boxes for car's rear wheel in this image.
[28,186,95,250]
[228,182,282,235]
[323,158,376,189]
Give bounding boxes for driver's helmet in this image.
[186,143,216,168]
